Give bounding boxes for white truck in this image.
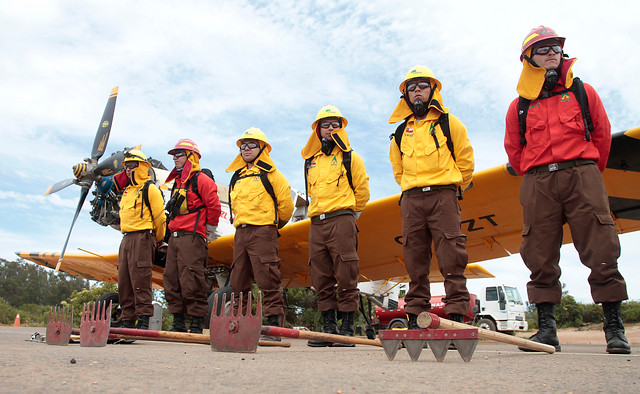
[473,285,528,333]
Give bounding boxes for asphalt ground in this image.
[1,326,638,393]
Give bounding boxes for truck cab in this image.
[474,285,528,333]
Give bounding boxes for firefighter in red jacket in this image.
[112,149,166,330]
[164,139,221,334]
[504,26,630,354]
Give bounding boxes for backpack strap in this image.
[259,170,279,225]
[517,97,531,146]
[228,169,242,225]
[141,179,155,220]
[304,158,312,207]
[342,150,354,190]
[570,77,593,142]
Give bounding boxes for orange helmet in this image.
[521,25,565,61]
[168,138,201,158]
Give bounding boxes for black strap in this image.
[141,180,155,220]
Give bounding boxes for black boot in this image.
[519,303,561,352]
[308,310,338,347]
[170,313,187,332]
[189,316,204,334]
[407,313,420,330]
[260,315,282,342]
[603,302,631,354]
[136,315,150,330]
[122,320,136,329]
[334,311,356,347]
[448,313,465,323]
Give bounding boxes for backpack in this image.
[390,113,462,200]
[229,169,279,225]
[518,77,593,145]
[164,169,216,239]
[304,150,354,207]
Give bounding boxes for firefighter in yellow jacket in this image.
[226,128,294,337]
[389,66,474,329]
[302,105,370,347]
[112,149,166,330]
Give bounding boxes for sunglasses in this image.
[125,162,139,169]
[320,120,341,129]
[173,151,187,159]
[532,45,562,56]
[240,141,260,150]
[406,81,431,92]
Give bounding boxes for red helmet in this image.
[521,25,565,61]
[168,138,201,158]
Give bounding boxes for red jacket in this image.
[504,80,611,175]
[168,171,221,237]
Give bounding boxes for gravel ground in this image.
[1,326,638,393]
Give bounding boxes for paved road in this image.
[1,326,638,393]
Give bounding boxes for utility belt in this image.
[311,209,353,223]
[526,159,595,174]
[403,184,456,196]
[124,229,154,236]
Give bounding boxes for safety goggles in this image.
[124,162,139,169]
[406,81,431,92]
[240,141,260,150]
[532,45,562,56]
[320,120,341,129]
[172,151,187,159]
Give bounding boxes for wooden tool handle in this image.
[82,328,291,348]
[417,312,555,354]
[261,326,382,347]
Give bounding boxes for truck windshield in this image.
[504,287,523,305]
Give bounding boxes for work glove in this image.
[353,211,362,220]
[206,224,219,242]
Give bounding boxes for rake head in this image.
[46,305,73,346]
[209,291,262,353]
[79,300,112,347]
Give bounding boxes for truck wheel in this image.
[389,319,408,330]
[96,292,122,327]
[477,318,496,331]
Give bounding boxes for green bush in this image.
[0,297,18,325]
[16,304,50,326]
[622,301,640,322]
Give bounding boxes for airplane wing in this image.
[18,127,640,290]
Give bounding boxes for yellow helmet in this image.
[236,127,271,153]
[123,149,148,163]
[398,65,442,94]
[311,105,348,131]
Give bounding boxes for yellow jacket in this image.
[118,162,166,242]
[301,128,370,218]
[388,91,474,192]
[226,151,294,227]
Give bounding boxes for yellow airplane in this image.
[17,88,640,322]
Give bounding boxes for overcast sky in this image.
[2,0,639,303]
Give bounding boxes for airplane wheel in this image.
[96,292,123,327]
[477,318,497,331]
[206,286,234,327]
[389,319,407,330]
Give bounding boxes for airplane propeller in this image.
[48,87,119,272]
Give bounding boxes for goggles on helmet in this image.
[532,45,562,56]
[172,151,187,159]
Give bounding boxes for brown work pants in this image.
[401,189,470,316]
[309,214,360,312]
[118,231,155,320]
[164,234,209,317]
[520,163,628,304]
[230,225,284,317]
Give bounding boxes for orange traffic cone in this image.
[13,313,20,327]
